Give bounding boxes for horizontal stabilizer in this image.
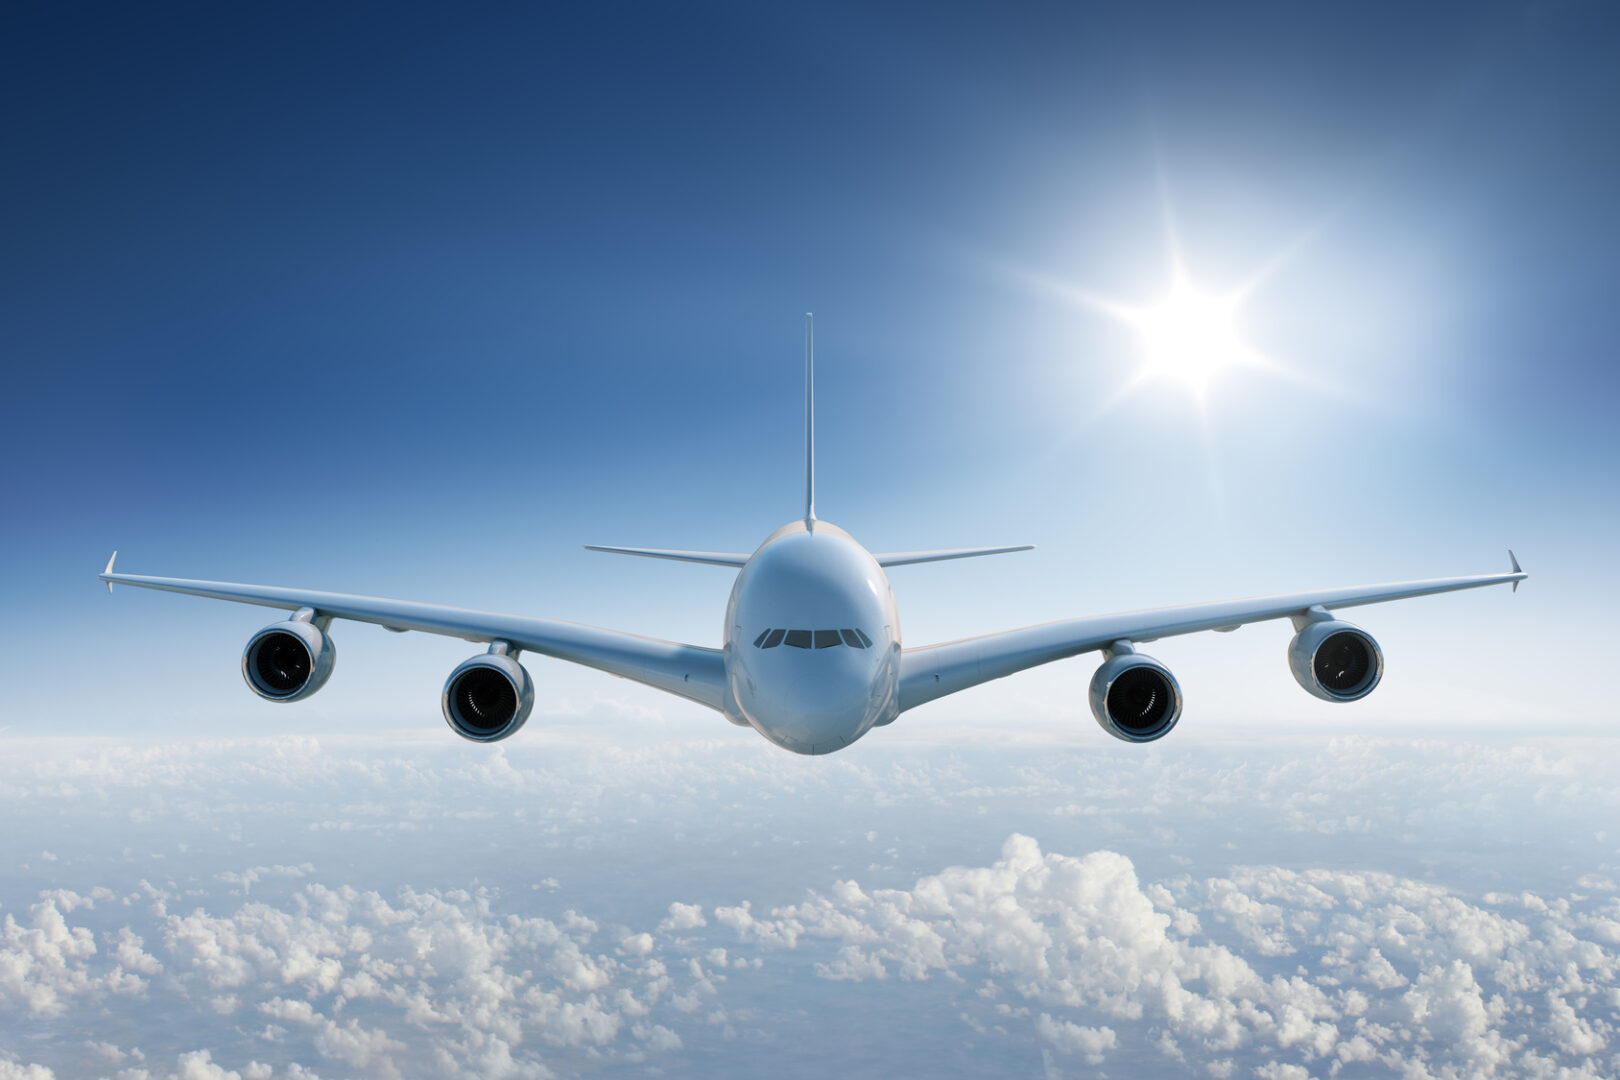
[874,545,1034,568]
[584,546,750,568]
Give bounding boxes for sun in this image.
[1000,209,1297,414]
[1126,279,1251,394]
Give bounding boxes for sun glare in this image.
[1129,280,1249,393]
[1007,202,1300,417]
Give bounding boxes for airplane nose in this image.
[737,655,876,755]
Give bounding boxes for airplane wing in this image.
[583,546,750,567]
[898,556,1527,712]
[100,560,728,711]
[873,545,1034,567]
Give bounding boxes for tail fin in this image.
[804,313,816,528]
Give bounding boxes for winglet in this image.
[103,550,117,593]
[1509,549,1523,592]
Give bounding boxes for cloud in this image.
[5,732,1620,1077]
[708,833,1620,1077]
[155,883,712,1077]
[0,1064,56,1080]
[0,1050,287,1080]
[217,865,316,896]
[0,890,158,1015]
[658,902,706,933]
[2,874,715,1078]
[1034,1015,1116,1064]
[173,1050,247,1080]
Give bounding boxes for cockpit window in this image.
[754,628,873,650]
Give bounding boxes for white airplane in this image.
[101,317,1526,754]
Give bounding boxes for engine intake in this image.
[442,647,534,742]
[1088,648,1183,742]
[242,619,335,702]
[1288,617,1383,701]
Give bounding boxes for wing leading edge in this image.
[873,545,1034,567]
[898,559,1527,713]
[99,565,728,711]
[583,546,750,567]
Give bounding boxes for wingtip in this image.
[1508,549,1525,592]
[102,550,117,593]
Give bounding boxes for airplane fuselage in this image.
[723,520,900,754]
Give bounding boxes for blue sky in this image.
[3,3,1617,727]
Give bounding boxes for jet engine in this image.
[1088,647,1183,742]
[242,619,336,702]
[1288,618,1383,702]
[442,646,535,742]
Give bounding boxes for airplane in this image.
[100,316,1527,755]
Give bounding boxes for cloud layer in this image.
[706,833,1620,1077]
[2,730,1617,1077]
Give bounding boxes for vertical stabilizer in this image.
[804,313,816,528]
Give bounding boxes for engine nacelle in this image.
[242,619,336,702]
[1288,618,1383,702]
[1088,648,1183,742]
[442,648,535,743]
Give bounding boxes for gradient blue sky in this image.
[3,1,1617,732]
